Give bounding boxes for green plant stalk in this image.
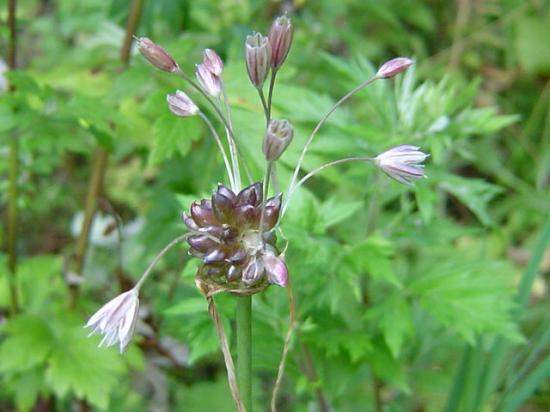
[236,295,252,411]
[6,0,19,315]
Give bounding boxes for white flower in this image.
[85,288,140,353]
[375,145,429,185]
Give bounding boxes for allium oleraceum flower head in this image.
[375,145,429,185]
[184,183,287,288]
[85,288,139,353]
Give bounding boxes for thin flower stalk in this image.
[286,76,379,200]
[198,111,237,191]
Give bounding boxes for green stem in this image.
[236,295,252,411]
[266,70,277,123]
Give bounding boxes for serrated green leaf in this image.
[441,175,503,226]
[149,113,202,165]
[0,315,54,373]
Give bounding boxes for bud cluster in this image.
[245,15,294,89]
[183,183,288,288]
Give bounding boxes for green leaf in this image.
[515,14,550,75]
[149,113,202,165]
[318,197,363,230]
[378,294,413,358]
[440,175,503,226]
[164,297,208,316]
[340,236,401,287]
[45,316,125,409]
[0,315,54,373]
[409,258,522,343]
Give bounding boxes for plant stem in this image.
[259,161,273,233]
[198,111,236,191]
[6,0,19,315]
[120,0,144,65]
[266,70,277,123]
[258,88,269,125]
[236,295,252,411]
[286,76,379,201]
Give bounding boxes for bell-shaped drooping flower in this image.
[196,63,222,97]
[268,15,293,70]
[135,37,179,73]
[263,119,294,161]
[245,33,271,88]
[262,253,288,287]
[85,288,140,353]
[376,57,413,79]
[167,90,199,117]
[203,48,224,76]
[374,145,429,185]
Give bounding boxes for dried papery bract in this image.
[167,90,199,117]
[203,48,224,76]
[85,288,140,353]
[376,57,413,79]
[375,145,429,185]
[135,37,179,73]
[245,33,271,89]
[196,63,222,97]
[263,119,294,161]
[269,15,293,70]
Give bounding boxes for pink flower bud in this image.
[245,33,271,88]
[263,253,288,287]
[263,119,294,161]
[196,63,222,97]
[203,48,224,76]
[268,15,293,70]
[135,37,179,72]
[167,90,199,117]
[376,57,413,79]
[374,145,429,185]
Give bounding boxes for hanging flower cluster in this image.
[87,14,426,353]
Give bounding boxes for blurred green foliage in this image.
[0,0,549,411]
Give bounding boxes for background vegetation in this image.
[0,0,549,411]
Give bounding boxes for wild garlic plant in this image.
[85,14,427,412]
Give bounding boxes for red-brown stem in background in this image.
[70,0,144,305]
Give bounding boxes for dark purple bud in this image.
[235,204,259,228]
[263,254,288,287]
[191,202,218,227]
[201,265,224,277]
[189,248,205,258]
[237,182,263,207]
[199,225,224,239]
[203,249,226,264]
[188,235,217,253]
[203,49,224,76]
[196,63,221,97]
[245,33,271,88]
[265,193,283,209]
[268,15,293,70]
[216,185,237,203]
[376,57,413,79]
[227,248,247,264]
[263,119,294,161]
[226,265,242,282]
[182,213,199,231]
[135,37,179,72]
[167,90,199,117]
[212,191,235,222]
[262,206,280,231]
[243,258,265,285]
